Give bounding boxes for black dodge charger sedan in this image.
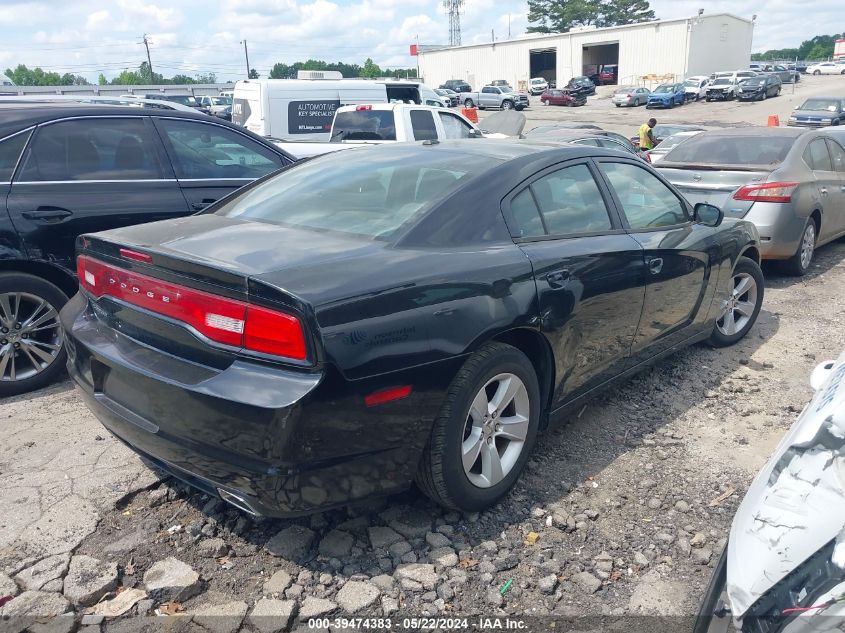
[62,141,763,516]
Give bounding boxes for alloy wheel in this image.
[0,292,64,383]
[800,222,816,270]
[716,273,758,337]
[461,373,530,488]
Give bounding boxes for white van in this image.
[232,79,425,140]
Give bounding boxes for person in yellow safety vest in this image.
[639,118,657,150]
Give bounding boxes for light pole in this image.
[240,40,250,78]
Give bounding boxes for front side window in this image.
[410,110,438,141]
[601,162,688,230]
[18,118,163,181]
[439,113,473,139]
[156,118,283,180]
[0,130,31,182]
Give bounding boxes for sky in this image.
[0,0,840,82]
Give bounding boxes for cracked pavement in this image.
[0,382,160,569]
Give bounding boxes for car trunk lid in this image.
[657,164,774,217]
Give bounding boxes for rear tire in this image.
[782,219,818,276]
[463,98,474,108]
[415,342,541,512]
[0,273,69,397]
[708,257,764,348]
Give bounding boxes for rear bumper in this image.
[61,293,440,516]
[743,202,806,260]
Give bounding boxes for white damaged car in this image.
[696,352,845,633]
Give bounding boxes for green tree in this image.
[98,73,108,85]
[248,68,259,79]
[527,0,654,32]
[599,0,654,26]
[269,62,292,78]
[360,57,382,78]
[527,0,601,33]
[194,72,216,83]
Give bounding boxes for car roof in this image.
[0,103,234,140]
[693,127,806,139]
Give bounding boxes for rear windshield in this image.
[663,134,795,166]
[214,148,499,240]
[331,110,396,141]
[800,98,841,112]
[157,95,198,106]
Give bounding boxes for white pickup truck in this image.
[274,103,510,159]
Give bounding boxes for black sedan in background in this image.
[63,141,763,516]
[737,74,782,101]
[0,104,294,396]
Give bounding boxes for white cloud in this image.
[2,0,839,82]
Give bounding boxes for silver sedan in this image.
[656,128,845,275]
[612,86,650,107]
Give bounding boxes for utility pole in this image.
[240,40,250,78]
[142,34,153,82]
[508,15,511,39]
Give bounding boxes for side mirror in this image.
[694,202,723,227]
[468,129,483,138]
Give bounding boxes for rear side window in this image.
[156,118,283,180]
[410,110,438,141]
[0,130,30,182]
[18,118,164,182]
[507,164,612,238]
[331,110,396,141]
[663,134,794,165]
[804,139,833,171]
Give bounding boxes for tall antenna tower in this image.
[443,0,465,46]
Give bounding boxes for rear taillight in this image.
[76,255,307,361]
[733,181,799,203]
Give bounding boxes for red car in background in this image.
[539,89,586,107]
[598,65,618,85]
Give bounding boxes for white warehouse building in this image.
[418,13,753,91]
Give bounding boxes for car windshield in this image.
[683,80,700,87]
[654,125,701,138]
[800,98,840,112]
[525,122,601,136]
[663,134,795,165]
[209,96,231,105]
[712,79,731,86]
[331,110,397,141]
[214,148,497,241]
[654,85,672,93]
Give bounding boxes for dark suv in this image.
[0,104,294,396]
[439,79,472,93]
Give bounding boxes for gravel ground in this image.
[4,76,845,631]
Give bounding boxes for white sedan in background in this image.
[808,62,845,75]
[684,76,710,101]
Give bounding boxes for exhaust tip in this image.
[217,488,260,516]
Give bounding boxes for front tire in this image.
[463,98,474,108]
[501,100,514,110]
[782,219,817,276]
[415,342,541,511]
[708,257,764,347]
[0,273,69,397]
